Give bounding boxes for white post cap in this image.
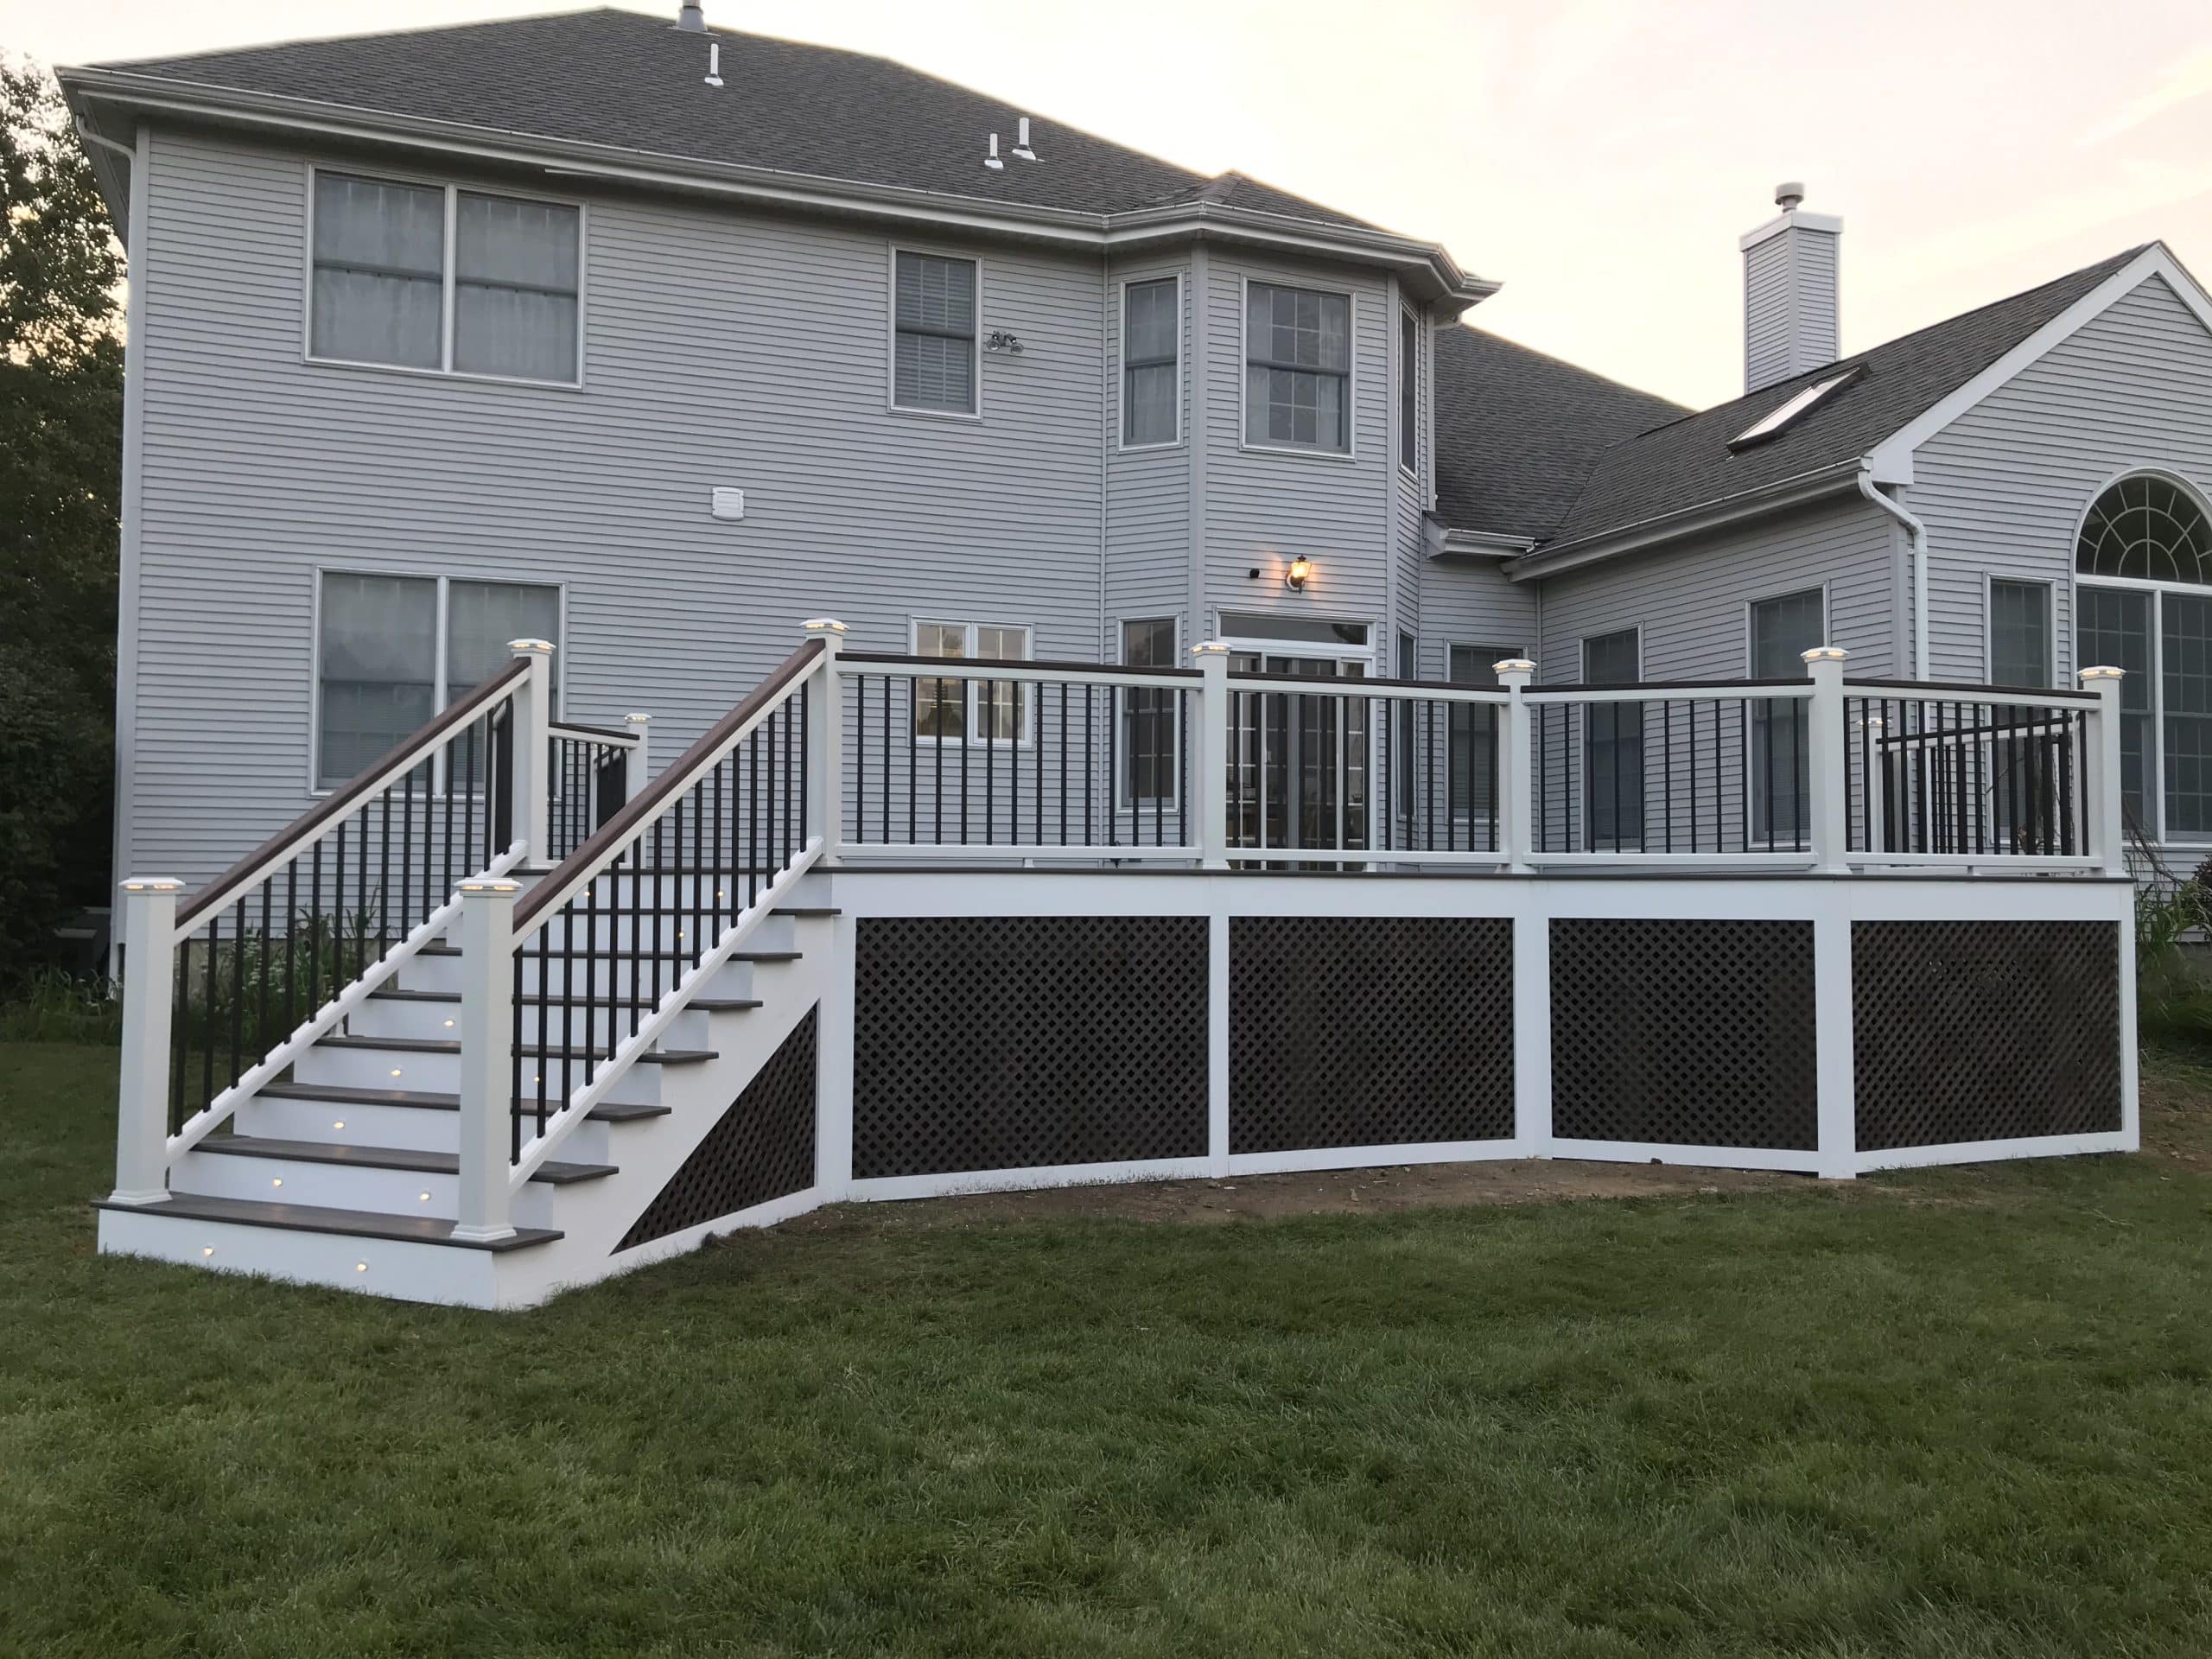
[1190,639,1232,657]
[2080,664,2126,682]
[118,876,185,893]
[508,638,555,655]
[624,711,652,725]
[1801,645,1849,664]
[1492,658,1536,677]
[458,876,522,895]
[801,618,849,634]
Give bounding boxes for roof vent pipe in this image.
[676,2,705,31]
[984,133,1004,171]
[1012,117,1038,162]
[703,41,721,86]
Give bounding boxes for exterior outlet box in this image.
[711,487,746,521]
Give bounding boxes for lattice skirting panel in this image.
[852,917,1209,1178]
[615,1007,818,1252]
[1551,919,1819,1150]
[1228,917,1514,1154]
[1853,921,2121,1151]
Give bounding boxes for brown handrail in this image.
[514,639,823,931]
[840,650,1202,681]
[548,719,637,744]
[177,656,533,929]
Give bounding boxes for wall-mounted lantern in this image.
[1284,556,1314,594]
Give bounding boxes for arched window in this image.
[2076,473,2212,582]
[2075,472,2212,841]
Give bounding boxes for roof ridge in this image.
[86,4,632,71]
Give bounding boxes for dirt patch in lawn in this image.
[791,1156,1804,1230]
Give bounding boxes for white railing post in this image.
[1802,646,1851,874]
[111,876,183,1205]
[1192,640,1232,869]
[2082,665,2128,875]
[1494,658,1536,874]
[622,712,652,801]
[508,639,554,861]
[1861,713,1886,855]
[803,619,848,863]
[452,875,519,1243]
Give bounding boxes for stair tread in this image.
[367,988,767,1012]
[414,943,800,963]
[258,1079,670,1122]
[192,1135,617,1185]
[93,1192,563,1252]
[315,1034,717,1065]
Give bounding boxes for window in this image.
[316,571,559,788]
[1582,629,1643,848]
[1122,618,1179,803]
[1990,580,2052,688]
[1122,278,1179,446]
[1396,632,1417,819]
[1399,310,1419,473]
[310,172,580,384]
[1749,588,1823,845]
[1727,365,1863,449]
[1245,281,1351,452]
[893,251,979,415]
[1448,645,1516,823]
[2075,474,2212,836]
[913,620,1030,741]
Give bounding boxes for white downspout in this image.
[1858,467,1928,678]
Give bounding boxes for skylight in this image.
[1729,365,1864,449]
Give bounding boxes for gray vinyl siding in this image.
[1910,273,2212,690]
[1392,294,1429,646]
[1418,560,1537,675]
[1104,258,1192,643]
[1534,498,1896,683]
[1744,226,1840,394]
[1199,251,1394,639]
[124,128,1112,886]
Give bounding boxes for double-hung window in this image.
[315,571,560,788]
[309,171,581,384]
[893,251,979,415]
[1245,280,1351,452]
[1582,629,1643,849]
[1749,588,1823,845]
[1122,618,1179,804]
[1122,278,1179,447]
[913,620,1030,741]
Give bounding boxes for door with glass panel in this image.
[1749,589,1821,848]
[1220,614,1371,856]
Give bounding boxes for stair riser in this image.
[99,1208,503,1308]
[349,997,713,1050]
[173,1148,561,1229]
[394,948,770,1000]
[233,1094,619,1164]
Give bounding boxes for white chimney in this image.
[1740,181,1841,393]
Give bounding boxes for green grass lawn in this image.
[7,1042,2212,1656]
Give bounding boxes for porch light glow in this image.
[355,1262,368,1273]
[1284,556,1314,592]
[203,1245,215,1256]
[333,1121,345,1130]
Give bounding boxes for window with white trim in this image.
[893,251,979,415]
[316,571,559,788]
[1582,629,1643,847]
[1122,278,1179,446]
[1245,281,1350,452]
[913,620,1030,741]
[1990,579,2053,689]
[2075,473,2212,836]
[1121,618,1179,802]
[309,172,580,384]
[1749,588,1822,844]
[1399,309,1419,473]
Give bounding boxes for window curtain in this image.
[311,175,444,370]
[454,193,581,382]
[894,253,976,412]
[318,573,437,786]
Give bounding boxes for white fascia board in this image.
[1503,460,1865,582]
[1738,208,1844,252]
[1433,527,1537,557]
[1866,245,2190,486]
[58,66,1492,305]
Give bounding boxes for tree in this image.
[0,58,124,988]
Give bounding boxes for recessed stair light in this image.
[271,1178,283,1188]
[202,1244,215,1256]
[355,1262,368,1273]
[390,1068,404,1077]
[418,1192,432,1203]
[333,1120,346,1130]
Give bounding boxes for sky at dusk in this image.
[9,0,2210,410]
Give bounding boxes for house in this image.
[56,7,2157,1305]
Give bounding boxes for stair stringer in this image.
[488,916,836,1307]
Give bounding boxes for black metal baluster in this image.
[257,880,271,1054]
[170,940,189,1130]
[1059,683,1070,847]
[201,911,218,1110]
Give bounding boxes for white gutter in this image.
[1856,467,1928,677]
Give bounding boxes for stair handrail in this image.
[453,632,836,1232]
[110,642,558,1206]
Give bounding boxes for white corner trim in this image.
[1867,245,2198,486]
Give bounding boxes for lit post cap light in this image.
[506,638,554,654]
[118,876,185,893]
[2080,665,2127,682]
[1189,640,1232,658]
[458,877,522,895]
[1491,658,1536,677]
[801,618,849,634]
[1800,645,1850,664]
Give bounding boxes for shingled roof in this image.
[1433,326,1684,543]
[87,6,1379,231]
[1540,245,2150,551]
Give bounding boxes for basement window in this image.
[1728,365,1864,449]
